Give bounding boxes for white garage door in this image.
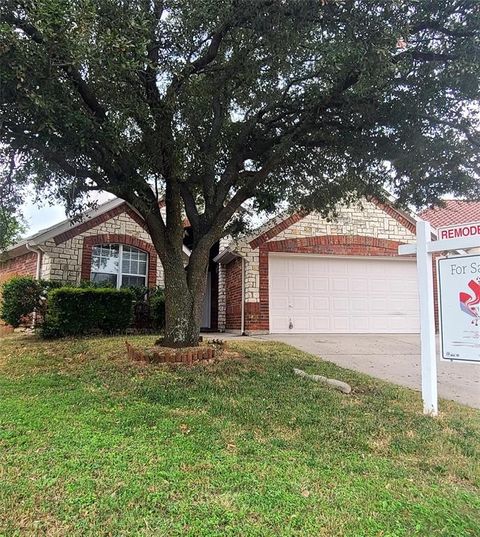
[269,255,420,333]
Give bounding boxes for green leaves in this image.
[0,0,478,237]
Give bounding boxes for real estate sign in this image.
[437,254,480,363]
[437,222,480,240]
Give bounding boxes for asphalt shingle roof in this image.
[420,200,480,229]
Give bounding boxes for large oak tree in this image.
[1,0,479,345]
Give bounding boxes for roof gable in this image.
[245,197,417,250]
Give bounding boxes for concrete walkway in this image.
[253,334,480,409]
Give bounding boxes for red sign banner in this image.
[437,222,480,240]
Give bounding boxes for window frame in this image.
[90,243,149,289]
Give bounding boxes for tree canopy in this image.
[0,154,24,251]
[1,0,479,344]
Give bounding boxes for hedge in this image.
[0,277,73,328]
[149,287,165,329]
[42,287,134,338]
[0,276,42,328]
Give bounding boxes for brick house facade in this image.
[216,198,419,334]
[0,199,165,286]
[2,195,428,335]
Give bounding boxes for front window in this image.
[91,244,148,288]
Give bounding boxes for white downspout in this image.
[25,243,44,329]
[241,257,246,336]
[25,242,43,280]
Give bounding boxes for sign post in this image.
[416,221,438,415]
[399,220,480,416]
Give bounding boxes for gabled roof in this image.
[5,197,125,258]
[420,200,480,229]
[215,196,420,262]
[4,197,190,259]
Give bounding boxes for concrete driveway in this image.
[255,334,480,409]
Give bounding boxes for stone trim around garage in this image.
[245,234,406,333]
[247,199,416,251]
[81,234,158,288]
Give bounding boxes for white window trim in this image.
[91,243,149,289]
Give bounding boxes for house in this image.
[216,198,420,334]
[420,200,480,230]
[1,195,422,334]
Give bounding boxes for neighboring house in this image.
[420,200,480,229]
[1,195,427,335]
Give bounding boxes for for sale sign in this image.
[438,254,480,363]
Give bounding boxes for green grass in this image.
[0,335,479,536]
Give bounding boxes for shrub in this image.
[0,277,42,327]
[42,287,134,338]
[150,287,165,329]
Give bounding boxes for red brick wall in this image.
[81,234,158,288]
[225,257,243,330]
[0,252,37,281]
[245,235,408,332]
[0,252,38,334]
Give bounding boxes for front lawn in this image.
[0,335,479,536]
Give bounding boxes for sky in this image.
[21,191,114,237]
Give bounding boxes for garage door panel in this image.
[389,279,413,293]
[290,258,309,274]
[291,277,309,291]
[290,316,311,331]
[332,317,349,331]
[311,277,329,292]
[350,298,368,313]
[368,278,388,293]
[291,296,309,310]
[269,255,419,334]
[270,276,288,292]
[332,297,348,312]
[311,316,332,331]
[311,297,330,312]
[270,315,289,332]
[270,296,289,310]
[349,278,368,293]
[332,278,349,292]
[370,298,388,313]
[350,316,370,331]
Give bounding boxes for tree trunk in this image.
[161,250,208,348]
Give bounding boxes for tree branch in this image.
[2,14,107,121]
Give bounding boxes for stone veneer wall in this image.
[221,199,417,333]
[40,209,164,286]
